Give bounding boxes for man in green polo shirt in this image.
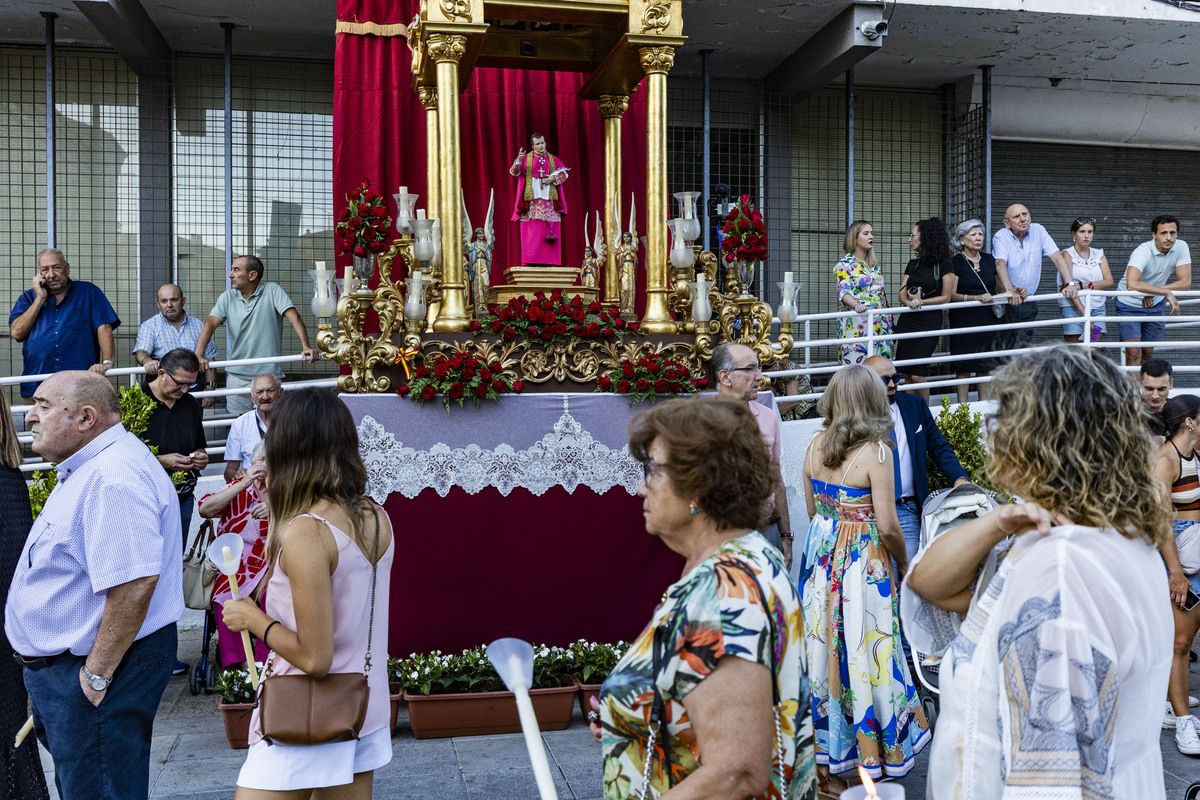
[194,255,316,415]
[1116,215,1191,367]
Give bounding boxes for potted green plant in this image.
[927,396,998,493]
[568,639,629,718]
[395,644,578,739]
[213,665,260,749]
[386,656,405,735]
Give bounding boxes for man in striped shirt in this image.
[133,284,218,407]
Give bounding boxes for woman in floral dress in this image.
[836,220,894,363]
[592,399,816,800]
[798,365,929,790]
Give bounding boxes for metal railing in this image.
[765,288,1200,402]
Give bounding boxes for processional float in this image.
[316,0,794,392]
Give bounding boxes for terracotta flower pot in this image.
[218,700,255,749]
[403,678,578,739]
[390,685,403,734]
[573,674,605,719]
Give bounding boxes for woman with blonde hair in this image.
[0,392,51,800]
[799,365,929,789]
[223,389,394,798]
[905,347,1174,798]
[835,220,894,364]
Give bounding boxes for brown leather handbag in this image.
[257,507,380,745]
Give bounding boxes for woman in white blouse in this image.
[1058,217,1114,343]
[903,346,1174,799]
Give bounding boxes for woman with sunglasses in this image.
[798,364,929,791]
[1058,217,1113,343]
[592,398,816,800]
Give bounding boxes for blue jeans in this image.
[23,624,176,800]
[896,499,921,562]
[179,493,194,548]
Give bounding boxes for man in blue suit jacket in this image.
[866,356,968,560]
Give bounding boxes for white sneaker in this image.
[1192,695,1199,708]
[1165,704,1177,730]
[1176,715,1200,756]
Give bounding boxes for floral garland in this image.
[399,349,524,410]
[719,194,768,263]
[596,351,708,405]
[336,179,392,257]
[468,290,639,345]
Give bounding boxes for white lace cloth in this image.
[343,393,645,502]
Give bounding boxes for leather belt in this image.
[14,651,80,670]
[896,496,917,505]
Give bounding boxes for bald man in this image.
[134,283,218,407]
[992,204,1073,352]
[5,371,182,800]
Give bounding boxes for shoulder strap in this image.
[363,504,381,676]
[840,442,871,483]
[185,519,215,560]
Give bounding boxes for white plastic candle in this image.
[784,272,793,292]
[343,266,353,296]
[510,657,558,800]
[223,545,260,690]
[416,209,426,220]
[14,715,33,747]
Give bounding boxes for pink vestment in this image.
[509,152,569,266]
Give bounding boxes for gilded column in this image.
[417,85,443,321]
[428,34,470,331]
[639,46,676,333]
[597,94,628,310]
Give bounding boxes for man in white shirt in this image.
[223,372,282,481]
[1116,215,1191,367]
[133,283,218,406]
[992,204,1073,351]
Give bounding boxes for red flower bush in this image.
[336,179,393,257]
[472,290,643,347]
[597,352,709,406]
[399,349,523,411]
[720,194,769,264]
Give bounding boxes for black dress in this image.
[894,256,953,376]
[948,252,999,374]
[0,465,50,800]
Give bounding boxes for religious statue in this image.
[613,196,639,320]
[508,133,569,266]
[580,210,604,289]
[462,189,495,317]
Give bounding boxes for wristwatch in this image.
[205,381,216,388]
[101,359,114,365]
[81,663,112,692]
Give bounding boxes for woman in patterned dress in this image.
[591,398,816,800]
[198,444,271,668]
[798,364,930,791]
[904,347,1174,798]
[836,221,894,364]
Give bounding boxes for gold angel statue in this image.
[613,195,640,320]
[461,189,495,318]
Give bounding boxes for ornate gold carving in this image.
[596,94,629,120]
[417,85,438,110]
[640,0,671,34]
[638,46,675,75]
[427,33,467,63]
[439,0,472,22]
[691,249,793,368]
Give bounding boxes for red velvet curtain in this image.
[335,0,649,303]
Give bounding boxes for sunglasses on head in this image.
[1074,217,1096,226]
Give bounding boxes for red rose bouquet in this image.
[336,179,392,257]
[719,194,768,264]
[468,290,640,345]
[595,352,708,406]
[398,349,524,410]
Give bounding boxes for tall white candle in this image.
[315,261,327,294]
[343,266,353,296]
[784,272,793,291]
[416,209,426,220]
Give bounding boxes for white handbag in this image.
[1176,523,1200,576]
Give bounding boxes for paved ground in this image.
[32,618,1200,799]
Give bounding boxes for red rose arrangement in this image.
[468,290,640,345]
[336,179,392,257]
[398,350,524,411]
[595,352,708,406]
[719,194,768,264]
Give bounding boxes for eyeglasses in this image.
[1074,217,1096,226]
[882,374,904,385]
[162,373,195,391]
[729,365,763,376]
[641,461,668,484]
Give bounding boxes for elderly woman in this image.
[947,218,999,402]
[904,347,1174,798]
[799,365,929,789]
[836,220,893,364]
[591,398,816,800]
[198,442,270,669]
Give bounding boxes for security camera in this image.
[859,20,888,40]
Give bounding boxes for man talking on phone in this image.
[9,248,120,398]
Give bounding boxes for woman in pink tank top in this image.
[222,388,395,798]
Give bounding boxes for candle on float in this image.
[315,261,328,295]
[784,272,793,291]
[416,209,426,220]
[343,266,353,296]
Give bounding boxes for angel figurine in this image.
[613,195,639,320]
[461,189,495,318]
[580,211,605,289]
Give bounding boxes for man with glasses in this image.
[713,342,794,567]
[142,348,208,546]
[1117,215,1190,367]
[865,356,968,560]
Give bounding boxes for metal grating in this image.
[948,103,986,233]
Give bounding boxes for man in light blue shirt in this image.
[1116,215,1191,367]
[5,371,182,800]
[133,283,218,407]
[992,204,1073,351]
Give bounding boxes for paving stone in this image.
[461,764,573,800]
[167,731,249,762]
[373,771,470,800]
[376,734,463,778]
[151,756,245,795]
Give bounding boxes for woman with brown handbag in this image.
[222,388,394,798]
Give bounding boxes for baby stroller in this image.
[903,482,1003,729]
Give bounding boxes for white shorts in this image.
[236,726,392,791]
